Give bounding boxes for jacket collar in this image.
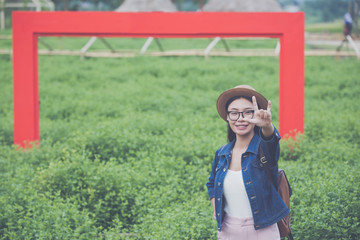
[218,130,261,156]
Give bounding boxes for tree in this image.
[302,0,348,22]
[353,0,359,36]
[347,0,359,37]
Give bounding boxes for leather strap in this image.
[258,147,277,189]
[258,146,294,240]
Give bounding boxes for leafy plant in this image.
[0,52,359,239]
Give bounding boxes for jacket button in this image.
[254,210,259,214]
[217,213,220,216]
[223,168,226,172]
[218,182,221,186]
[217,198,220,202]
[251,196,256,199]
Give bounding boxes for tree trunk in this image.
[63,0,69,10]
[174,0,183,11]
[198,0,205,11]
[354,0,359,37]
[348,0,352,13]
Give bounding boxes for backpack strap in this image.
[259,146,294,240]
[258,147,277,189]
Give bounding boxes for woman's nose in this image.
[237,115,245,121]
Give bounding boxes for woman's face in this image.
[227,98,255,137]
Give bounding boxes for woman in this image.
[206,85,289,240]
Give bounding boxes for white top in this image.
[223,169,253,218]
[344,13,352,24]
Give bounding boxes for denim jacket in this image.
[206,127,289,231]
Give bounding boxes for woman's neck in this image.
[234,131,254,150]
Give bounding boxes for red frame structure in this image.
[12,12,304,147]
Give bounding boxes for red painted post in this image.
[12,23,39,148]
[279,13,305,138]
[12,12,304,147]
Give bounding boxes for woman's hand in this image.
[247,96,272,127]
[245,96,274,138]
[211,198,216,220]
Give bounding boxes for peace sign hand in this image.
[245,96,272,128]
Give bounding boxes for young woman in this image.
[206,85,289,240]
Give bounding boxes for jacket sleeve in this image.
[206,149,220,200]
[259,126,281,167]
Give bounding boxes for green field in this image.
[0,34,279,52]
[305,19,345,34]
[0,45,360,239]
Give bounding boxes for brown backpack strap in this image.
[258,146,294,240]
[288,232,294,240]
[258,147,277,189]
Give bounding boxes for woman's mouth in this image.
[235,124,248,130]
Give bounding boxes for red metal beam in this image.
[12,12,304,147]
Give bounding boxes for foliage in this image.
[301,0,349,23]
[0,52,360,239]
[305,19,344,34]
[52,0,124,11]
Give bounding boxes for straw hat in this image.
[216,85,268,121]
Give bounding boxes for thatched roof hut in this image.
[115,0,177,12]
[203,0,282,12]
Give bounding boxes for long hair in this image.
[226,96,259,143]
[227,124,237,143]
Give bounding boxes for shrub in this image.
[0,54,359,239]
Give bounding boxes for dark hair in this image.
[225,96,259,142]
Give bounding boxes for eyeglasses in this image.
[227,110,255,121]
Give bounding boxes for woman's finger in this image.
[267,100,271,112]
[252,96,259,111]
[259,109,265,119]
[263,111,267,120]
[242,118,255,124]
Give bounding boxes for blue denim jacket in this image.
[206,127,289,231]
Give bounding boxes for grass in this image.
[0,45,360,239]
[305,17,360,35]
[0,28,278,51]
[305,19,344,34]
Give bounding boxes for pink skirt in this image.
[217,215,280,240]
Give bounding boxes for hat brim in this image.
[216,87,268,121]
